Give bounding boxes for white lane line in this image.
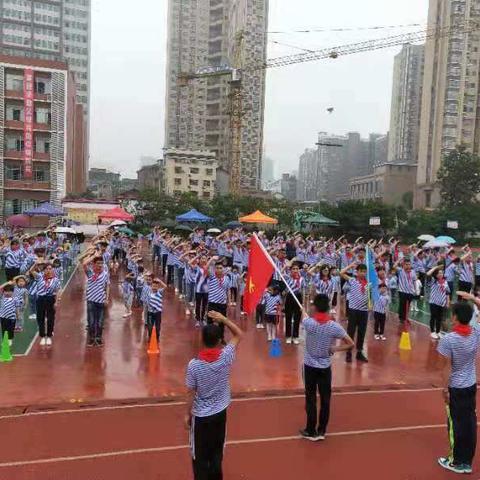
[0,388,442,421]
[0,422,448,468]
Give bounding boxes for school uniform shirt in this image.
[35,274,61,297]
[147,289,164,313]
[122,281,134,299]
[232,247,248,266]
[475,260,480,277]
[445,263,458,283]
[261,292,282,315]
[207,274,231,304]
[460,261,475,284]
[85,269,109,304]
[195,267,209,294]
[228,271,240,289]
[313,275,333,296]
[396,267,417,295]
[429,279,450,307]
[273,257,287,281]
[141,284,152,304]
[303,317,347,369]
[285,274,304,295]
[340,251,355,271]
[373,293,391,314]
[14,286,28,307]
[186,343,236,417]
[437,324,480,388]
[388,276,398,290]
[185,265,198,284]
[413,257,426,273]
[5,248,22,269]
[347,278,368,311]
[0,295,20,320]
[322,250,338,267]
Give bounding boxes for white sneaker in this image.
[381,335,387,341]
[256,324,262,329]
[286,337,292,344]
[40,337,47,346]
[46,337,52,346]
[260,324,265,329]
[241,311,246,316]
[330,309,336,315]
[8,339,12,347]
[293,338,300,345]
[374,335,380,340]
[267,334,272,341]
[430,332,438,340]
[185,309,191,316]
[29,314,36,320]
[232,302,237,306]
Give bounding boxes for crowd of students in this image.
[0,227,80,347]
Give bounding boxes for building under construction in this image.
[164,0,268,193]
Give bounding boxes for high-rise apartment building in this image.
[0,54,87,218]
[388,44,424,165]
[164,0,268,192]
[0,0,91,116]
[416,0,480,208]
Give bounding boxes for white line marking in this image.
[0,388,442,421]
[0,422,448,468]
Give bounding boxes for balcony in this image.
[4,90,52,102]
[4,120,51,132]
[3,150,51,161]
[4,179,50,191]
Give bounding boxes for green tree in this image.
[437,146,480,206]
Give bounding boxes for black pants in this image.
[448,384,477,466]
[87,301,105,341]
[285,293,302,339]
[476,275,480,289]
[347,309,368,352]
[0,317,15,341]
[332,292,338,308]
[195,293,208,323]
[304,364,331,435]
[167,265,174,286]
[5,267,19,281]
[374,312,386,335]
[429,303,445,334]
[161,254,168,277]
[398,292,414,323]
[256,303,265,325]
[230,287,238,302]
[191,409,227,480]
[147,311,161,340]
[448,282,454,299]
[36,295,56,338]
[207,302,227,340]
[418,272,426,297]
[458,281,473,295]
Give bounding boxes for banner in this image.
[23,68,34,178]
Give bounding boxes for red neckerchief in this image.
[92,270,102,282]
[438,278,446,292]
[291,272,301,289]
[44,275,55,288]
[198,347,222,363]
[313,312,331,324]
[215,273,224,286]
[453,324,472,337]
[358,278,367,294]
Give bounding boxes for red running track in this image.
[0,388,477,479]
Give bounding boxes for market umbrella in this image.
[175,224,193,232]
[423,239,450,249]
[118,226,135,236]
[109,219,127,227]
[239,210,278,224]
[176,209,213,223]
[436,235,456,244]
[299,213,339,227]
[226,221,242,228]
[7,214,30,228]
[24,202,64,216]
[54,227,76,234]
[418,234,435,242]
[207,228,222,234]
[98,207,134,222]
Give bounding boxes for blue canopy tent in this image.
[24,202,64,217]
[176,209,213,223]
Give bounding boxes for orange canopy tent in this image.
[239,210,278,224]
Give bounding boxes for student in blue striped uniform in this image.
[5,239,22,281]
[141,274,153,327]
[82,252,110,347]
[394,258,417,324]
[185,310,243,480]
[0,282,21,346]
[30,262,61,346]
[260,285,282,341]
[146,278,167,342]
[228,265,240,306]
[340,262,369,363]
[122,273,135,318]
[459,253,474,294]
[427,265,451,340]
[437,297,480,475]
[13,276,28,332]
[373,284,391,341]
[194,257,210,327]
[445,257,460,298]
[299,294,354,441]
[284,263,304,345]
[207,260,231,340]
[475,256,480,289]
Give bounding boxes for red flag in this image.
[243,235,275,315]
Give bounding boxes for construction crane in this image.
[179,21,479,195]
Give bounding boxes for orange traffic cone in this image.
[147,326,160,355]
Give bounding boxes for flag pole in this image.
[253,234,305,312]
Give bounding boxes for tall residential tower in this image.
[164,0,268,192]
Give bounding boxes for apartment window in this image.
[425,191,432,208]
[202,191,211,199]
[34,166,49,182]
[35,108,51,124]
[174,166,183,174]
[190,167,199,174]
[6,105,23,121]
[5,137,24,151]
[206,168,213,176]
[5,163,22,180]
[35,138,50,153]
[6,74,23,91]
[203,180,211,187]
[173,190,182,195]
[174,178,182,186]
[189,179,199,186]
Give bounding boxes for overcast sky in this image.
[89,0,428,179]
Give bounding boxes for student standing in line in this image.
[185,311,243,480]
[427,265,450,340]
[284,262,304,345]
[0,282,20,346]
[300,294,354,441]
[146,278,167,342]
[437,296,480,475]
[394,258,417,324]
[340,262,369,363]
[373,283,391,341]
